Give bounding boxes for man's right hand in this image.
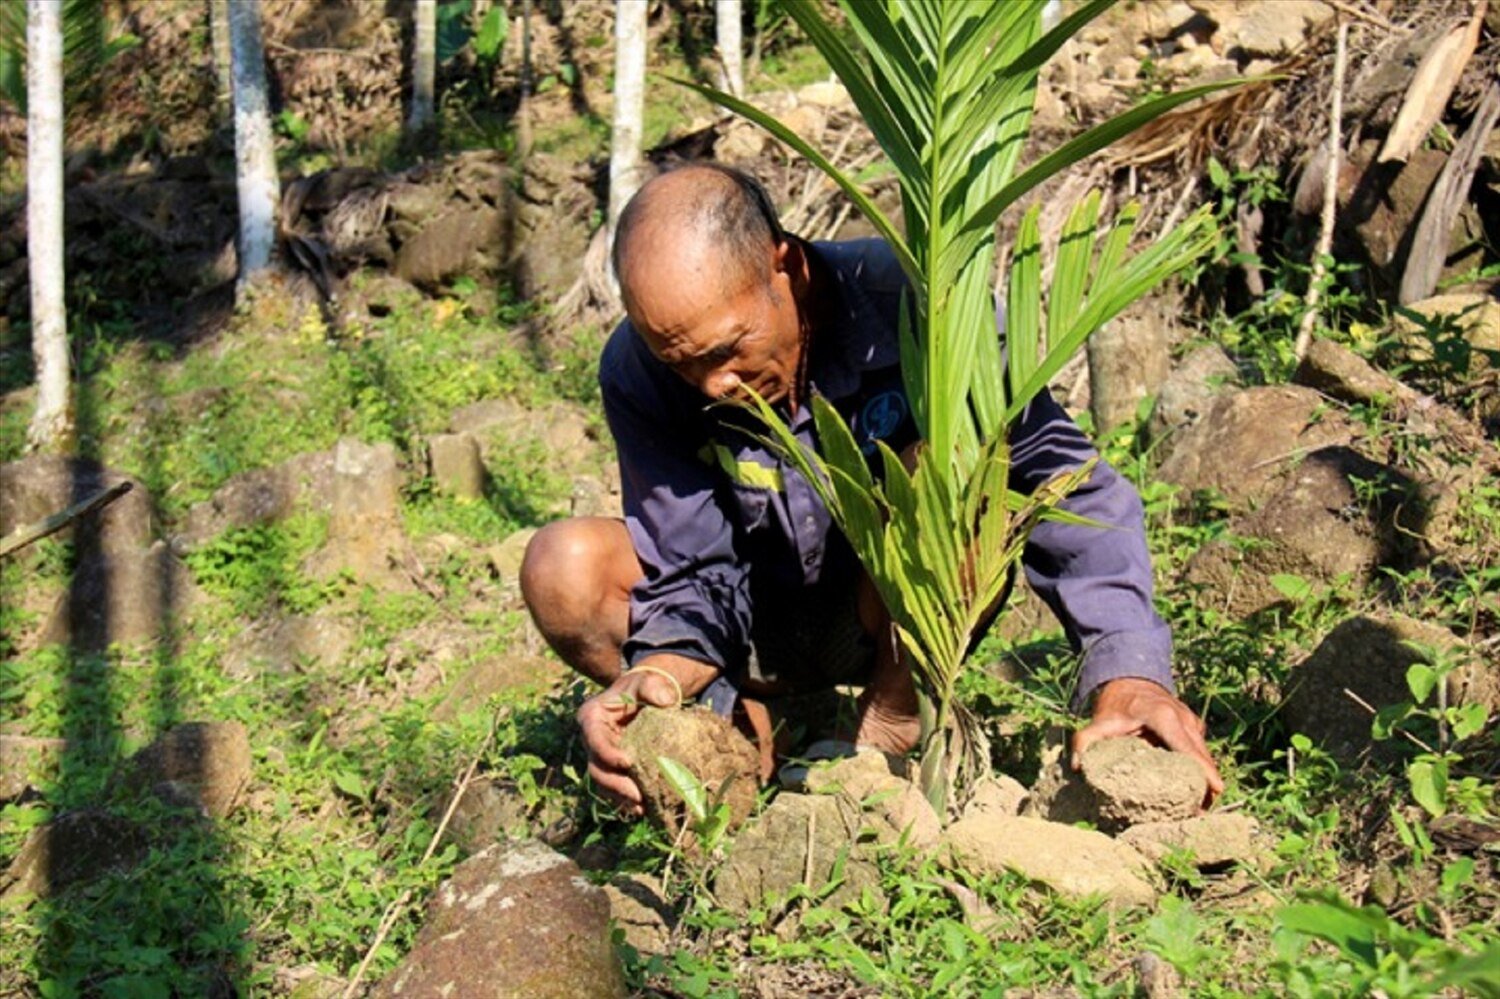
[577,668,687,816]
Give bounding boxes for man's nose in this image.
[702,369,741,399]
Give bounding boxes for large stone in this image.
[375,840,624,999]
[1391,294,1500,407]
[1086,297,1176,432]
[427,432,486,500]
[804,750,941,852]
[1181,447,1417,618]
[602,874,674,956]
[123,722,252,819]
[1157,386,1361,512]
[0,455,151,556]
[40,541,201,650]
[714,792,881,916]
[1119,813,1262,869]
[305,438,406,584]
[944,815,1157,908]
[1284,614,1497,763]
[1,809,150,903]
[960,774,1030,822]
[619,707,761,845]
[222,611,356,680]
[393,205,505,288]
[1188,1,1331,58]
[1078,738,1206,832]
[433,651,564,723]
[176,450,338,548]
[1148,344,1240,447]
[1293,337,1407,405]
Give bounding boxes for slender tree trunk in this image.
[229,0,280,289]
[408,0,436,135]
[26,0,71,453]
[716,0,743,97]
[516,0,533,157]
[608,0,646,236]
[211,0,232,122]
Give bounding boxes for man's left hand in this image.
[1072,677,1224,807]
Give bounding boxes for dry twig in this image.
[0,481,133,560]
[1296,21,1349,361]
[342,724,497,997]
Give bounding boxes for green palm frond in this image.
[683,0,1233,812]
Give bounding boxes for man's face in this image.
[625,240,805,406]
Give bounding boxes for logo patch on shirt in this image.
[858,390,908,453]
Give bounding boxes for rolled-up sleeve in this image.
[1009,391,1176,712]
[600,325,753,674]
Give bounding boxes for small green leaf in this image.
[1405,662,1439,704]
[1269,573,1313,602]
[1408,758,1448,817]
[1450,702,1489,741]
[656,755,708,824]
[332,770,368,802]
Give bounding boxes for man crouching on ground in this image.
[520,163,1223,816]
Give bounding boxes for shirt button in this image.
[803,550,820,567]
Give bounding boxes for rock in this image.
[124,722,252,819]
[1391,295,1500,411]
[177,450,338,548]
[1024,728,1101,825]
[1181,447,1417,618]
[488,527,539,590]
[1148,344,1240,446]
[797,81,850,108]
[0,455,152,556]
[804,750,941,851]
[1284,614,1497,762]
[434,651,564,722]
[1189,1,1331,59]
[222,611,356,680]
[1,809,150,903]
[1293,338,1407,405]
[602,873,674,956]
[443,775,566,852]
[1079,738,1206,831]
[570,474,620,519]
[717,122,767,162]
[393,205,505,288]
[1343,147,1487,286]
[449,397,525,436]
[1086,287,1177,432]
[960,774,1030,821]
[1119,813,1262,868]
[1156,386,1361,512]
[40,541,201,650]
[305,437,406,585]
[714,792,881,916]
[619,707,761,844]
[427,432,486,500]
[0,735,66,802]
[778,104,828,143]
[943,814,1157,908]
[375,839,624,999]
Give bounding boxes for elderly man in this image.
[521,163,1222,814]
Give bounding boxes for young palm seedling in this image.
[679,0,1232,813]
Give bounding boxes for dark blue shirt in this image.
[599,238,1174,712]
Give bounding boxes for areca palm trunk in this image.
[26,0,70,453]
[229,0,279,290]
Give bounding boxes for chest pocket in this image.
[700,442,780,531]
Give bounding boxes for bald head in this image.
[612,164,785,311]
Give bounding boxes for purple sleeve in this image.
[1009,391,1177,712]
[600,326,750,674]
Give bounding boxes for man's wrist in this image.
[629,653,720,702]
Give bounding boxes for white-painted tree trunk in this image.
[608,0,646,236]
[26,0,71,453]
[716,0,743,98]
[211,0,232,121]
[229,0,280,288]
[408,0,436,134]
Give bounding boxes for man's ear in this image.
[772,237,808,291]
